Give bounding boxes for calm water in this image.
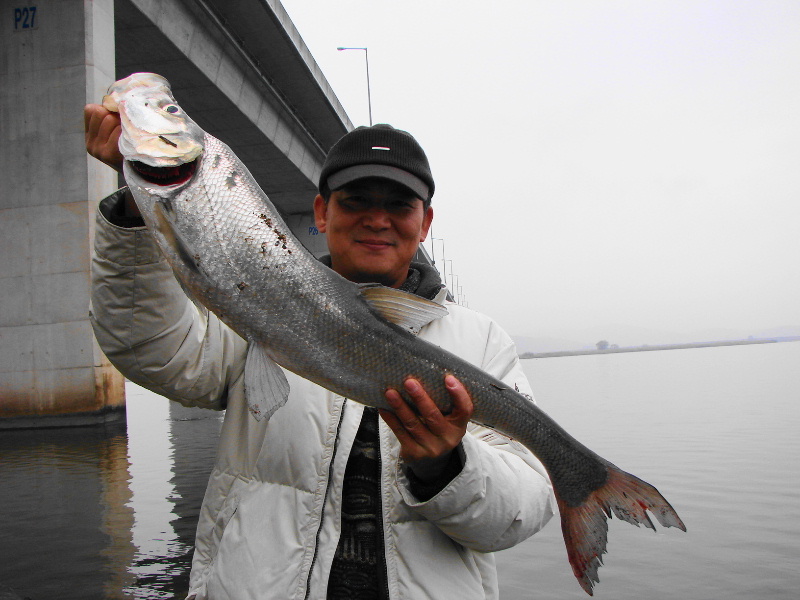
[1,342,798,599]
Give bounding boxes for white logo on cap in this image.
[371,146,391,151]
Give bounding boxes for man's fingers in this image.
[402,379,448,434]
[84,104,124,173]
[443,374,474,424]
[85,104,109,137]
[386,376,472,431]
[378,407,413,445]
[385,385,432,437]
[101,113,122,144]
[379,394,430,453]
[383,376,473,471]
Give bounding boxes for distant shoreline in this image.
[520,337,800,359]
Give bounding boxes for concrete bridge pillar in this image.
[0,0,125,428]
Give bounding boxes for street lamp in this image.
[337,46,373,125]
[430,235,447,288]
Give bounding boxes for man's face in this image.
[313,178,433,288]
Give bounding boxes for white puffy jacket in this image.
[90,192,555,600]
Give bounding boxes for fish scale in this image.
[106,72,685,595]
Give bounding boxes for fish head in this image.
[103,73,204,187]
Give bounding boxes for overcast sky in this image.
[279,0,799,345]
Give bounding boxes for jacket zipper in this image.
[303,398,347,600]
[376,414,391,600]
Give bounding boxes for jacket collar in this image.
[317,255,444,301]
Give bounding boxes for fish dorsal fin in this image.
[358,284,448,335]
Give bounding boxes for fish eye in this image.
[164,105,180,114]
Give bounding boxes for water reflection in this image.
[0,382,221,600]
[0,419,134,599]
[499,342,800,600]
[2,344,798,599]
[127,386,222,598]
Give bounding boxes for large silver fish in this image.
[102,73,685,595]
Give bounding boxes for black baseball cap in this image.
[319,124,435,201]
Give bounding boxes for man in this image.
[86,103,555,599]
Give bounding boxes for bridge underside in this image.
[0,0,350,426]
[114,0,352,217]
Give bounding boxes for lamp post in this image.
[430,235,447,288]
[445,260,454,295]
[337,46,373,125]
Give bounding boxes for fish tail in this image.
[557,464,686,595]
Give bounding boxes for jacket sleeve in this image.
[90,189,247,409]
[395,308,556,552]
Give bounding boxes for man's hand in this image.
[84,103,140,217]
[84,103,124,173]
[379,375,473,483]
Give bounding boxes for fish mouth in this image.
[129,159,198,187]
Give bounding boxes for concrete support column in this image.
[0,0,125,428]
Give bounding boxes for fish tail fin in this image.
[557,464,686,595]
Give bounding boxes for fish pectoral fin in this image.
[244,343,290,422]
[358,284,449,335]
[153,200,196,263]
